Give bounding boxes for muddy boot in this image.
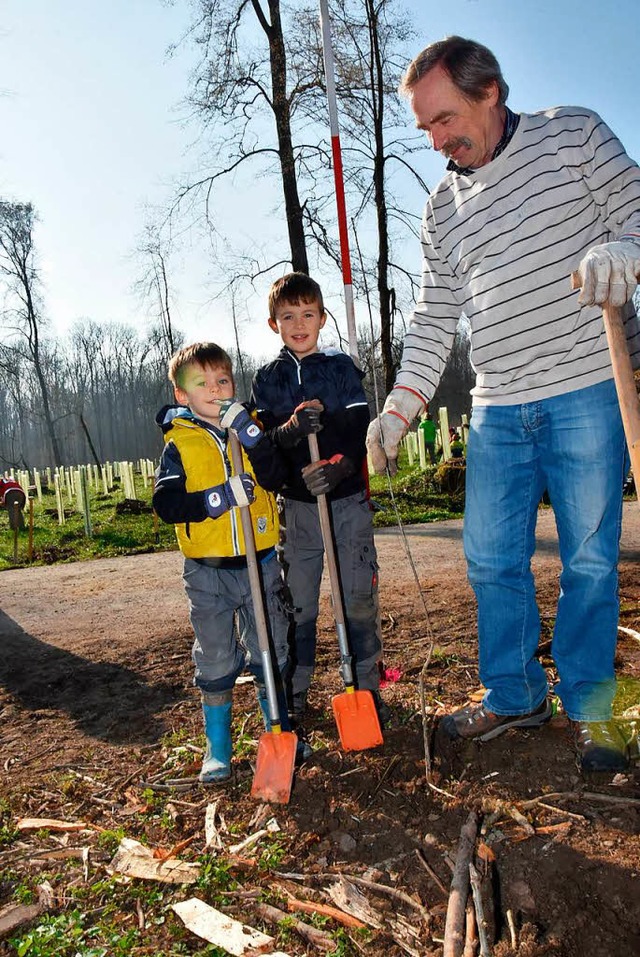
[257,685,312,764]
[199,691,233,784]
[287,688,308,729]
[371,691,392,728]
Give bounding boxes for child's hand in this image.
[301,454,355,496]
[204,474,255,517]
[220,400,263,448]
[275,400,324,449]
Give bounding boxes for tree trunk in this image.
[262,0,309,273]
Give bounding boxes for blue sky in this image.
[1,0,638,358]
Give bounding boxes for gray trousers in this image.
[183,553,290,694]
[283,493,381,696]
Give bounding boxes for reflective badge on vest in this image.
[257,516,267,535]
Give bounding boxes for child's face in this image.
[268,297,326,360]
[174,362,234,427]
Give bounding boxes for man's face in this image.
[174,362,234,427]
[269,297,326,360]
[410,64,500,169]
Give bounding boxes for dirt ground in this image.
[1,504,639,956]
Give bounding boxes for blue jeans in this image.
[463,378,626,722]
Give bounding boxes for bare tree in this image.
[0,201,63,465]
[174,0,319,274]
[135,224,179,362]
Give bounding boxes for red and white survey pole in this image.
[318,0,359,364]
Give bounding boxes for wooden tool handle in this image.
[571,271,640,501]
[308,434,347,632]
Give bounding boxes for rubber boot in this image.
[256,685,312,764]
[199,691,233,784]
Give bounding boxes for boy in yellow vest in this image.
[153,342,312,782]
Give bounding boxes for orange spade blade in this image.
[250,730,297,804]
[332,689,384,752]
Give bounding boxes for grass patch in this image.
[1,453,465,570]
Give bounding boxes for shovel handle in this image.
[571,274,640,505]
[308,434,354,686]
[228,432,281,725]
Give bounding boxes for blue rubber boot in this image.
[256,685,312,764]
[199,691,233,784]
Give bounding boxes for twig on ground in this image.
[462,901,477,957]
[521,791,640,809]
[332,874,431,925]
[506,908,517,950]
[468,862,490,957]
[285,896,366,929]
[414,849,449,896]
[443,811,478,957]
[254,900,335,952]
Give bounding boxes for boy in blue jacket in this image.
[250,273,387,729]
[153,342,308,783]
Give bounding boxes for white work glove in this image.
[366,387,427,476]
[577,240,640,307]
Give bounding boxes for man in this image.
[367,36,640,772]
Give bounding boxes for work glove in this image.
[301,454,355,496]
[366,387,427,476]
[274,400,324,449]
[219,400,263,449]
[576,239,640,307]
[204,474,255,518]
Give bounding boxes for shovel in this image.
[228,432,297,803]
[571,274,640,505]
[307,433,383,751]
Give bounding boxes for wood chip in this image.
[172,897,289,956]
[108,837,200,884]
[327,875,383,928]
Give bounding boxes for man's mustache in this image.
[442,136,473,158]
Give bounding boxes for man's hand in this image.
[577,240,640,307]
[220,400,263,448]
[301,454,354,496]
[366,387,427,475]
[275,400,324,449]
[204,474,255,518]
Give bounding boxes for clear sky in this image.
[1,0,638,358]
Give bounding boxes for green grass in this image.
[1,453,464,570]
[368,454,465,527]
[0,474,176,571]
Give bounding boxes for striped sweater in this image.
[395,106,640,406]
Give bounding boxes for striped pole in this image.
[318,0,358,364]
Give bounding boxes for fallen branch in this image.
[443,812,478,957]
[414,849,449,896]
[327,876,383,929]
[254,901,335,952]
[462,901,477,957]
[521,791,640,809]
[468,862,490,957]
[286,896,366,929]
[0,881,54,940]
[333,874,431,925]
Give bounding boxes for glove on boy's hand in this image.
[302,454,355,496]
[219,400,263,448]
[275,400,324,449]
[204,474,255,518]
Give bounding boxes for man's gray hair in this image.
[400,35,509,105]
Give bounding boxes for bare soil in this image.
[1,504,639,956]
